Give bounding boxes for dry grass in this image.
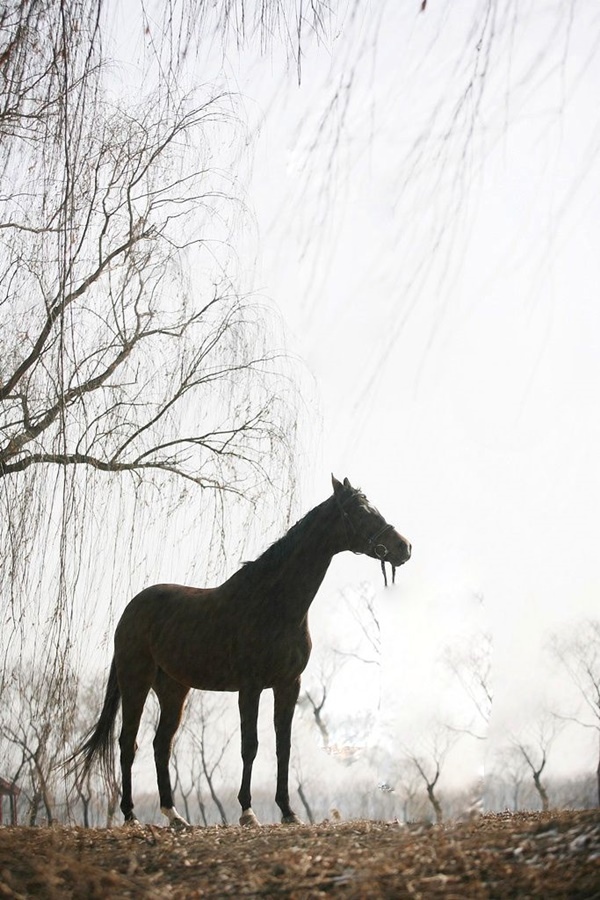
[0,809,599,898]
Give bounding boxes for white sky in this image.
[100,0,600,793]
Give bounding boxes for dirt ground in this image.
[0,809,599,898]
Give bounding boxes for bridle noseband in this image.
[335,495,394,560]
[367,522,395,560]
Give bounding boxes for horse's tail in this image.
[68,658,121,782]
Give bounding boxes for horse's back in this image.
[115,583,222,642]
[114,582,242,689]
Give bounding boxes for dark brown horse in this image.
[73,476,411,828]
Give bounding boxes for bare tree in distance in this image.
[291,756,316,825]
[510,714,564,813]
[171,744,200,827]
[442,629,493,741]
[165,694,206,826]
[177,692,234,826]
[68,679,121,826]
[0,662,78,825]
[335,582,382,669]
[550,620,600,806]
[404,724,459,824]
[409,755,443,824]
[491,745,529,813]
[384,758,422,824]
[300,683,331,752]
[299,651,351,751]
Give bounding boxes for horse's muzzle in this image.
[388,535,411,567]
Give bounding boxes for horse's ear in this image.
[332,475,353,495]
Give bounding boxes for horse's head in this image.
[332,475,411,568]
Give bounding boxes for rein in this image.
[380,559,396,588]
[368,522,398,587]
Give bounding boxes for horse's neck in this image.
[226,498,344,620]
[269,501,341,619]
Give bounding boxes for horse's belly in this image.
[155,648,240,691]
[155,636,310,691]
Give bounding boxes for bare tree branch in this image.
[549,620,600,805]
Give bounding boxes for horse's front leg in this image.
[153,671,190,829]
[273,677,302,824]
[237,685,262,826]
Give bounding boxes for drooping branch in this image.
[0,90,297,496]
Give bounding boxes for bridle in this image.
[334,489,410,587]
[335,488,404,588]
[335,494,395,560]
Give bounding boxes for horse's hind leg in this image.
[118,661,155,824]
[153,669,190,829]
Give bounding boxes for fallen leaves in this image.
[0,809,598,898]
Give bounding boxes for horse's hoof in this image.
[123,815,142,828]
[161,807,191,830]
[170,815,191,831]
[281,813,303,825]
[239,809,260,827]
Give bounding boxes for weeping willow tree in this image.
[0,1,306,725]
[0,0,340,818]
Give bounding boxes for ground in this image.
[0,810,599,898]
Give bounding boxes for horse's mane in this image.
[239,498,331,578]
[235,486,366,581]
